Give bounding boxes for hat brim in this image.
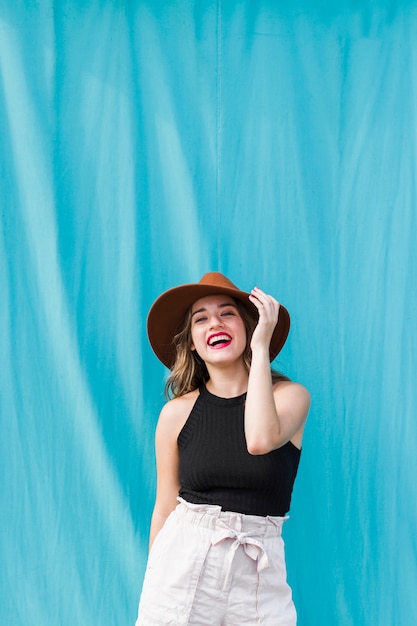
[147,282,290,370]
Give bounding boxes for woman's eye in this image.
[222,311,234,316]
[194,317,207,323]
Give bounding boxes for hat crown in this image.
[199,272,238,290]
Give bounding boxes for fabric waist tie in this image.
[211,524,270,591]
[176,497,288,592]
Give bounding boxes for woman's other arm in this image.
[148,392,197,550]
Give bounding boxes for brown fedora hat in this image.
[147,272,290,369]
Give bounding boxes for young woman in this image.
[135,272,310,626]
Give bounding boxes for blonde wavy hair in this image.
[165,298,289,398]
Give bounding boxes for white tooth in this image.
[209,334,229,345]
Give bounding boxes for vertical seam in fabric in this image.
[216,0,222,271]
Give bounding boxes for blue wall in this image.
[1,1,416,624]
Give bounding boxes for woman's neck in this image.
[205,364,248,398]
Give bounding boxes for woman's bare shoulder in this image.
[273,380,310,401]
[272,381,310,449]
[157,389,200,435]
[272,380,311,420]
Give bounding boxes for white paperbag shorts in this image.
[135,498,297,626]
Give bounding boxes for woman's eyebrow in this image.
[191,302,237,317]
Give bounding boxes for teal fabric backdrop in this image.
[1,1,416,624]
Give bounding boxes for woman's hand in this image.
[248,287,280,354]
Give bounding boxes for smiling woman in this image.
[163,282,291,399]
[135,272,310,626]
[190,295,247,367]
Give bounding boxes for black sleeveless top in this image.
[178,385,301,516]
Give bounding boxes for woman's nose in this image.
[209,315,224,329]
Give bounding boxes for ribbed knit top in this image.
[178,385,301,517]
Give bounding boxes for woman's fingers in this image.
[249,287,280,322]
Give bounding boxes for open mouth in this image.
[207,333,232,348]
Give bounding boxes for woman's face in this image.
[190,294,247,367]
